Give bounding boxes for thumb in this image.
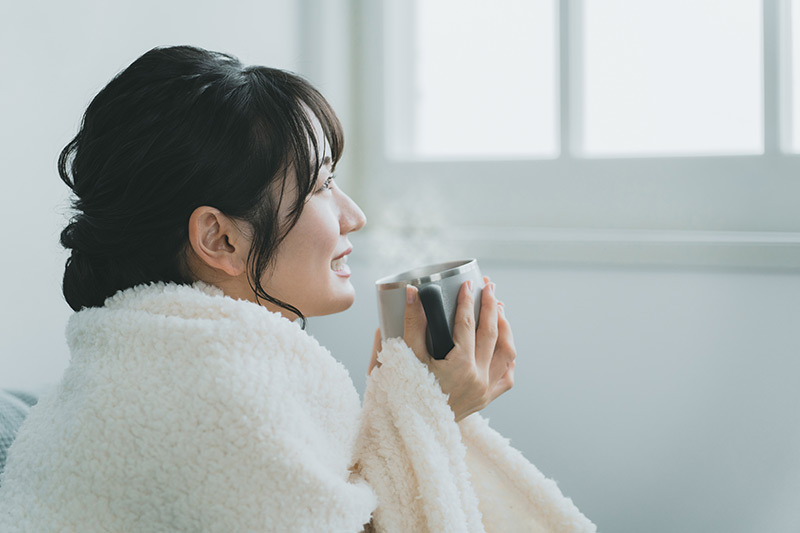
[403,285,430,363]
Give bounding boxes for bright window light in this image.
[582,0,763,157]
[791,0,800,152]
[387,0,558,159]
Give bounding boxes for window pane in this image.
[386,0,558,159]
[582,0,763,156]
[791,0,800,152]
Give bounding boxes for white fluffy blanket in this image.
[0,282,594,532]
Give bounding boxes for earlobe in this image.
[187,206,248,277]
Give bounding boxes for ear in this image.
[187,206,249,277]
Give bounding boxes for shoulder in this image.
[0,283,365,530]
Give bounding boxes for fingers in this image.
[488,301,517,400]
[451,280,477,358]
[489,361,516,400]
[495,302,517,356]
[403,285,430,363]
[475,280,499,369]
[368,327,382,375]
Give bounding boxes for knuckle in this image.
[477,378,491,402]
[405,311,425,329]
[498,343,516,360]
[465,283,475,300]
[466,370,486,393]
[465,368,481,387]
[479,392,491,409]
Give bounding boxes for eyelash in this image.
[319,174,335,192]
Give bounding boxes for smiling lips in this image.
[331,249,351,277]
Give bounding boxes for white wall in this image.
[0,0,300,390]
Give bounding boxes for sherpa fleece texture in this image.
[0,282,594,532]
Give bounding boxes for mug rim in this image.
[375,259,478,290]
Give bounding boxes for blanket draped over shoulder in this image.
[0,282,595,532]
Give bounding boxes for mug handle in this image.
[418,284,455,360]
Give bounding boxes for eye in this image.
[319,174,335,193]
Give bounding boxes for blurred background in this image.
[1,0,799,531]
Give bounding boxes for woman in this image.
[0,46,594,532]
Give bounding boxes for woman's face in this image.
[259,132,366,319]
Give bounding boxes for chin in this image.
[331,293,356,314]
[316,288,356,317]
[302,284,357,317]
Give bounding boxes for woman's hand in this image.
[368,328,382,376]
[402,278,517,422]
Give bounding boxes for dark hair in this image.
[58,45,343,320]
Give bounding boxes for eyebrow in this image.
[321,156,332,168]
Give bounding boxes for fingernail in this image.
[490,283,496,295]
[465,280,473,292]
[406,285,417,304]
[498,302,505,316]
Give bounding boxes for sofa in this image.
[0,389,37,486]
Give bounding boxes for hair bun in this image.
[60,218,126,310]
[61,249,110,310]
[59,219,80,252]
[59,216,104,257]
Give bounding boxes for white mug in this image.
[375,259,484,359]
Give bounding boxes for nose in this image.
[337,189,367,234]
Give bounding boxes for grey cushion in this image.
[0,389,37,483]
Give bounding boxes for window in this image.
[303,0,800,268]
[582,0,762,156]
[384,0,558,159]
[791,0,800,151]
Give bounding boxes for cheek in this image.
[290,208,340,269]
[309,209,340,248]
